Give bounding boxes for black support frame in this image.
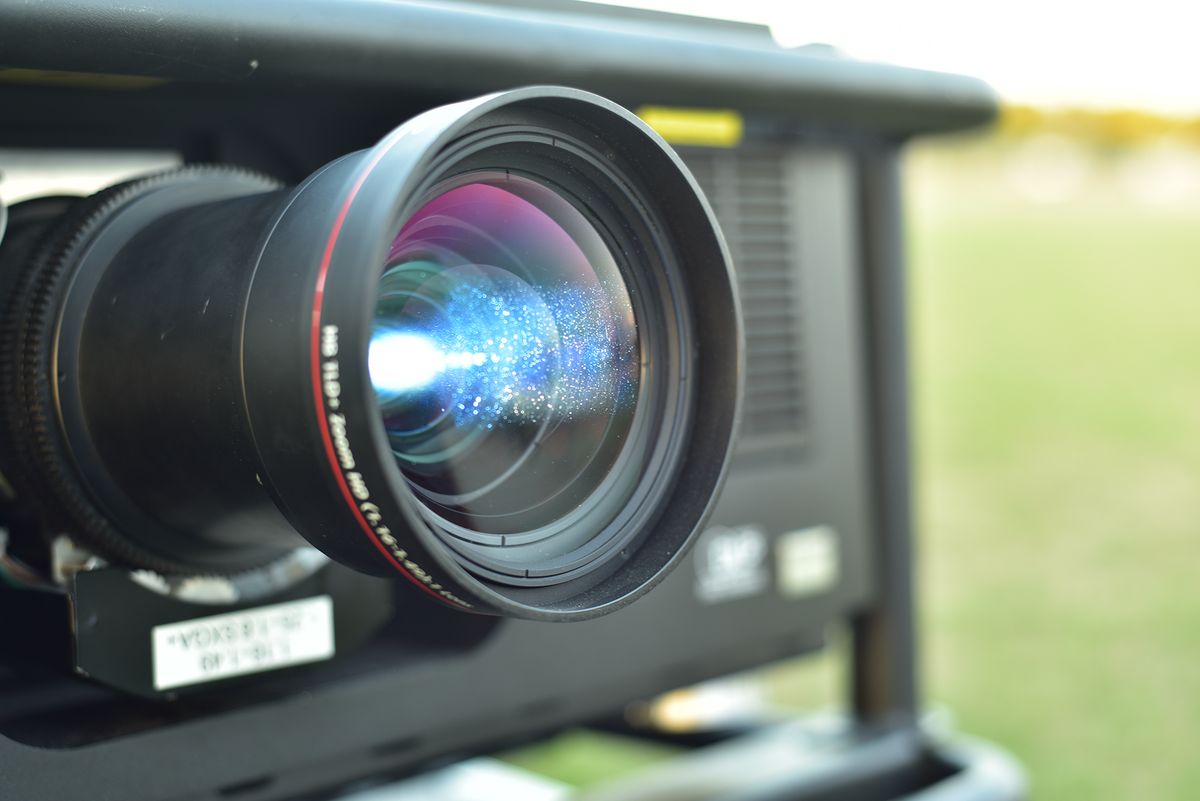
[852,145,920,728]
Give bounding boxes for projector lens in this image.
[2,87,741,617]
[370,173,644,574]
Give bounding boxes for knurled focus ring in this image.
[0,166,280,575]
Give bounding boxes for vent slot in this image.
[681,147,807,452]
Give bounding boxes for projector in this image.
[0,2,1015,799]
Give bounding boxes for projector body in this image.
[0,2,1001,799]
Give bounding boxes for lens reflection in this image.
[370,175,641,542]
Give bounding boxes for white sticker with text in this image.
[152,595,334,690]
[776,526,839,598]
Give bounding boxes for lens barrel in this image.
[0,87,741,618]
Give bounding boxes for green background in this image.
[912,136,1200,800]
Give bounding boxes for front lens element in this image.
[370,172,643,570]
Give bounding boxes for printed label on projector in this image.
[152,595,334,690]
[776,526,839,598]
[694,524,770,604]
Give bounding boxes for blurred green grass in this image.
[910,143,1200,800]
[503,728,682,788]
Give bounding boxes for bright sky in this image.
[603,0,1200,114]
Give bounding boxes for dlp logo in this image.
[694,524,769,604]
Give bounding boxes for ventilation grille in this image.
[681,147,807,450]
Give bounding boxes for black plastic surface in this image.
[0,0,995,136]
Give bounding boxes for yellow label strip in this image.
[637,106,744,149]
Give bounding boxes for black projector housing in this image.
[0,1,998,799]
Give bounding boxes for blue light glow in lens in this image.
[368,332,448,394]
[371,263,630,430]
[370,261,567,430]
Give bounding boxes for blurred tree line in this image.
[1000,104,1200,149]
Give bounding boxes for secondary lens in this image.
[370,174,643,568]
